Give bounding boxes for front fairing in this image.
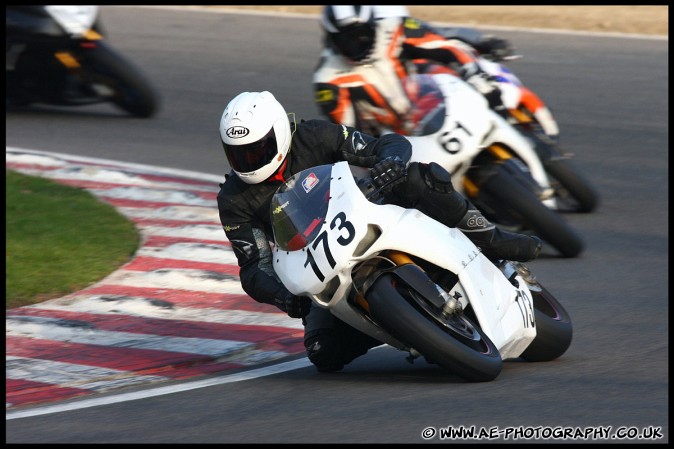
[270,162,536,358]
[270,162,479,299]
[406,73,493,173]
[271,164,371,297]
[44,6,99,38]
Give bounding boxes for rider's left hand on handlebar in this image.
[466,73,506,114]
[484,87,507,115]
[370,156,407,194]
[476,35,516,62]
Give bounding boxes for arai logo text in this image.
[226,126,250,138]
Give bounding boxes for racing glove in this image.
[465,72,506,114]
[370,156,407,194]
[275,290,312,319]
[475,35,516,62]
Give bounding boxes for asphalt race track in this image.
[5,6,668,444]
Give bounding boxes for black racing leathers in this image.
[217,119,412,310]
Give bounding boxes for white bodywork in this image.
[273,162,536,360]
[403,73,557,209]
[45,6,99,37]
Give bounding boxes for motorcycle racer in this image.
[216,90,542,372]
[313,5,558,138]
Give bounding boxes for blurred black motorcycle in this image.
[6,5,160,117]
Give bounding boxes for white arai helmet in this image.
[219,91,292,184]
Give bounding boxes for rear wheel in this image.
[82,43,159,118]
[544,157,600,213]
[520,284,573,361]
[516,124,600,213]
[367,273,502,382]
[475,163,585,258]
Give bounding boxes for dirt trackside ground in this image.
[192,5,667,36]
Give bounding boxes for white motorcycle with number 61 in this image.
[271,161,572,382]
[398,72,587,258]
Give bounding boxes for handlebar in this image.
[357,165,410,204]
[357,177,386,203]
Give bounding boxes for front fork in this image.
[356,251,462,318]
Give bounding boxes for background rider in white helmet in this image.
[216,90,541,372]
[313,5,557,138]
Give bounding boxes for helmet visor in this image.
[223,127,278,173]
[330,23,375,61]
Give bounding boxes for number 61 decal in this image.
[439,120,473,155]
[304,211,354,281]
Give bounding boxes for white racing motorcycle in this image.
[398,72,586,257]
[270,161,572,382]
[6,5,160,117]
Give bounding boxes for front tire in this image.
[367,273,502,382]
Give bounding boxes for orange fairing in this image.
[387,25,407,80]
[519,86,546,113]
[328,73,399,127]
[405,32,476,65]
[330,87,353,125]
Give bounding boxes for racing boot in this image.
[391,162,542,263]
[456,207,543,263]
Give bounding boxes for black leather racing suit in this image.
[217,118,411,308]
[217,118,472,371]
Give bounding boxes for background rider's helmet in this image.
[322,5,376,62]
[321,5,410,64]
[219,91,292,184]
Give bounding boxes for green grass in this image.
[5,170,140,309]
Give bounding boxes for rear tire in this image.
[520,284,573,362]
[83,44,159,118]
[367,273,502,382]
[544,157,600,213]
[517,125,600,213]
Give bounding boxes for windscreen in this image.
[270,165,333,251]
[401,74,446,136]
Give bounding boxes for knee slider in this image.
[304,330,341,367]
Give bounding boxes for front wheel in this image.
[520,283,573,361]
[82,43,160,118]
[367,273,502,382]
